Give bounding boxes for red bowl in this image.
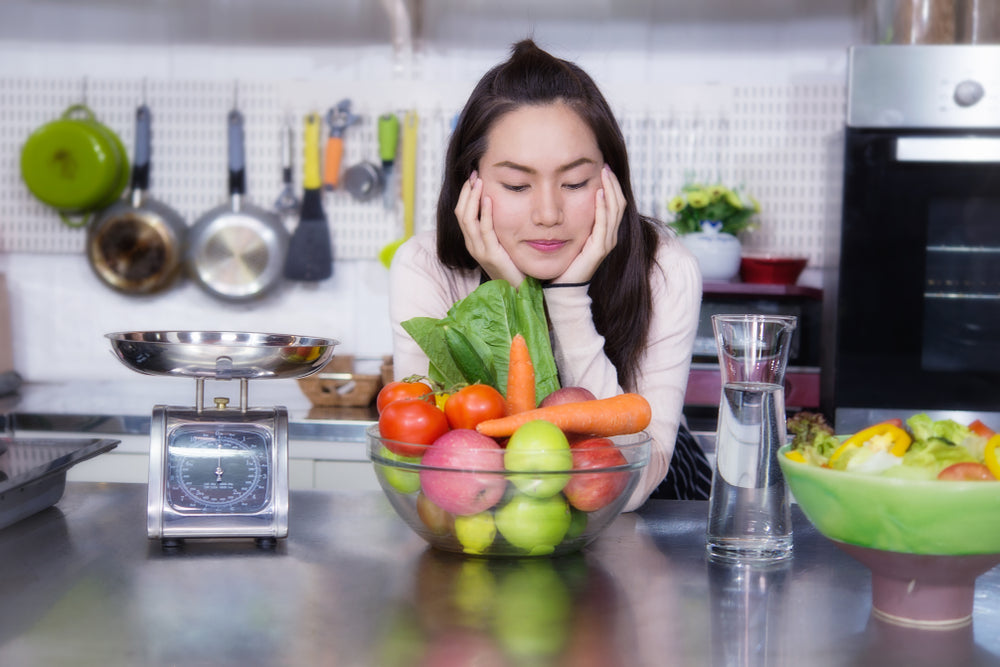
[740,256,808,285]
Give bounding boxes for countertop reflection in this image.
[1,483,999,666]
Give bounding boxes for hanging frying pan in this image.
[87,103,187,294]
[186,109,289,302]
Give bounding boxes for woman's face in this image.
[478,102,604,281]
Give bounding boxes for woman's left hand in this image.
[553,165,627,285]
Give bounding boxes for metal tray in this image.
[106,331,338,380]
[0,437,119,530]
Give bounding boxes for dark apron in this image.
[650,422,713,501]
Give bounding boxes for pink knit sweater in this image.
[388,230,702,511]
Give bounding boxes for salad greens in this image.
[789,412,998,480]
[401,277,560,401]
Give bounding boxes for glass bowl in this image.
[368,424,650,558]
[778,444,1000,628]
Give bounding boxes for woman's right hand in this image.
[454,172,525,287]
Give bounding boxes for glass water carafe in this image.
[706,314,797,562]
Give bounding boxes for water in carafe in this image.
[706,315,796,562]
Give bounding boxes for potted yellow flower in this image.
[667,183,760,281]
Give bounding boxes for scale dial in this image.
[167,424,272,513]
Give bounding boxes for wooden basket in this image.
[297,355,384,408]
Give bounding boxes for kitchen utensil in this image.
[322,99,360,190]
[378,110,418,268]
[368,425,650,557]
[706,314,797,563]
[342,161,384,202]
[106,330,337,548]
[378,112,400,210]
[0,437,119,530]
[739,255,808,285]
[274,116,299,215]
[283,112,333,281]
[20,104,130,228]
[87,103,187,295]
[187,109,289,301]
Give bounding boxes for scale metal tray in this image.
[106,331,338,380]
[0,438,119,530]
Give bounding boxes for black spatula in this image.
[284,112,332,281]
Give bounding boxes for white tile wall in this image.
[0,13,856,382]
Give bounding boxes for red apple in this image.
[416,491,455,536]
[539,386,597,408]
[420,429,507,516]
[419,629,506,667]
[563,437,629,512]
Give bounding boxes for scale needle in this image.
[216,444,224,481]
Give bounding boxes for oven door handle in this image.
[896,137,1000,163]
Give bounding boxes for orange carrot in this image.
[505,333,535,415]
[477,393,651,438]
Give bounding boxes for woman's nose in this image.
[531,186,563,226]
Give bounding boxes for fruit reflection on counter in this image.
[376,550,628,667]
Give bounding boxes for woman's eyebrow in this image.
[492,157,596,174]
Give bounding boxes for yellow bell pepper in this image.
[984,434,1000,480]
[784,450,806,463]
[828,421,913,465]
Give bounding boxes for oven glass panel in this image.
[922,198,1000,373]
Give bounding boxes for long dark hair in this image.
[436,39,659,390]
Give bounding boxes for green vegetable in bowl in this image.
[906,413,971,448]
[787,411,840,466]
[786,411,998,480]
[402,277,560,401]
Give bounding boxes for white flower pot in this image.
[680,228,742,282]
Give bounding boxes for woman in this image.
[389,40,711,509]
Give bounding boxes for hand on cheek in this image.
[454,173,525,287]
[554,165,627,285]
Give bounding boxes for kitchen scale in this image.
[107,331,336,548]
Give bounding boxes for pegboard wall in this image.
[0,77,846,266]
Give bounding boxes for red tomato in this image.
[377,380,433,414]
[443,384,507,430]
[378,398,449,457]
[969,419,997,439]
[937,462,995,481]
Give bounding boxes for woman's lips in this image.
[525,239,567,253]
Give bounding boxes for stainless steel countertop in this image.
[1,483,998,666]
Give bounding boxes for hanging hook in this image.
[81,76,88,106]
[232,79,240,110]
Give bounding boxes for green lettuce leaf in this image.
[401,277,561,401]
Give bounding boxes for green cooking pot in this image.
[20,104,130,228]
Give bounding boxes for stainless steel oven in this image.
[834,45,1000,432]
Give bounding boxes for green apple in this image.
[495,492,571,556]
[454,511,497,555]
[377,445,422,494]
[493,560,572,659]
[566,506,588,541]
[503,420,572,498]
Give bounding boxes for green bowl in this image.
[778,444,1000,556]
